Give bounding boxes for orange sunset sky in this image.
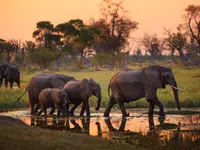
[0,0,200,42]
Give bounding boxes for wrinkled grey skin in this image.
[0,64,20,88]
[104,65,180,117]
[64,78,102,117]
[17,74,75,115]
[36,88,70,116]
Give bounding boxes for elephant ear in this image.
[50,75,66,88]
[80,79,92,97]
[144,67,163,88]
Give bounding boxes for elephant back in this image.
[49,74,75,88]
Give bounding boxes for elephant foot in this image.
[103,112,110,117]
[159,111,166,117]
[122,112,129,118]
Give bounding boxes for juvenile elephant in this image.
[17,73,75,115]
[36,88,70,116]
[64,78,102,117]
[104,65,181,117]
[0,64,20,88]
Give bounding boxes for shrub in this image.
[28,47,58,70]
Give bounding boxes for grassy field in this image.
[0,63,200,110]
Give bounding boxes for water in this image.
[1,109,200,149]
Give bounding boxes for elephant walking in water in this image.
[104,65,181,117]
[17,74,75,115]
[64,78,102,117]
[36,88,70,116]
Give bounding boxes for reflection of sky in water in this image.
[1,110,200,142]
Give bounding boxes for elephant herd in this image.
[15,65,181,117]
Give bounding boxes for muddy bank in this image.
[1,109,200,150]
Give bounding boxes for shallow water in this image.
[1,109,200,149]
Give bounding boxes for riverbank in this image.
[0,115,143,150]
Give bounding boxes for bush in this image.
[28,47,58,70]
[90,52,126,70]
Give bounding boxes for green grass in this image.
[0,63,200,110]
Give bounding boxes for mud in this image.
[1,109,200,149]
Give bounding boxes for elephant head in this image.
[60,88,70,106]
[144,65,180,110]
[89,78,102,111]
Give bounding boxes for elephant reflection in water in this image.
[30,117,90,134]
[96,117,180,143]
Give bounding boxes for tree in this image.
[90,0,138,53]
[33,21,61,49]
[140,33,161,60]
[184,5,200,49]
[28,47,58,70]
[164,27,187,61]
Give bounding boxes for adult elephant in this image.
[104,65,181,117]
[17,73,75,115]
[64,78,101,117]
[0,64,20,88]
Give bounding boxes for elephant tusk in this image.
[170,85,182,91]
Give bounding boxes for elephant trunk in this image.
[170,79,180,111]
[95,94,101,111]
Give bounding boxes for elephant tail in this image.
[108,72,120,97]
[16,83,29,102]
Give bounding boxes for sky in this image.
[0,0,200,43]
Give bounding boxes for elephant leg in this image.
[44,109,47,116]
[69,103,81,116]
[34,102,41,114]
[152,98,165,116]
[118,102,129,117]
[5,78,8,88]
[49,107,55,115]
[80,105,85,116]
[10,81,13,89]
[16,80,20,88]
[57,110,61,117]
[31,104,35,115]
[36,109,44,116]
[83,99,90,117]
[148,102,155,117]
[103,96,117,117]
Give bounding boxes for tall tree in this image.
[184,5,200,48]
[90,0,138,53]
[33,21,60,49]
[140,33,161,59]
[164,26,187,61]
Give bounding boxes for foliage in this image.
[28,47,58,69]
[33,21,61,49]
[183,5,200,48]
[163,26,187,61]
[90,52,125,70]
[140,33,162,58]
[90,0,138,53]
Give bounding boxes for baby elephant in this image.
[36,88,70,116]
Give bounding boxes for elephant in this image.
[64,78,102,117]
[103,65,181,117]
[17,73,75,115]
[36,88,70,116]
[0,64,20,88]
